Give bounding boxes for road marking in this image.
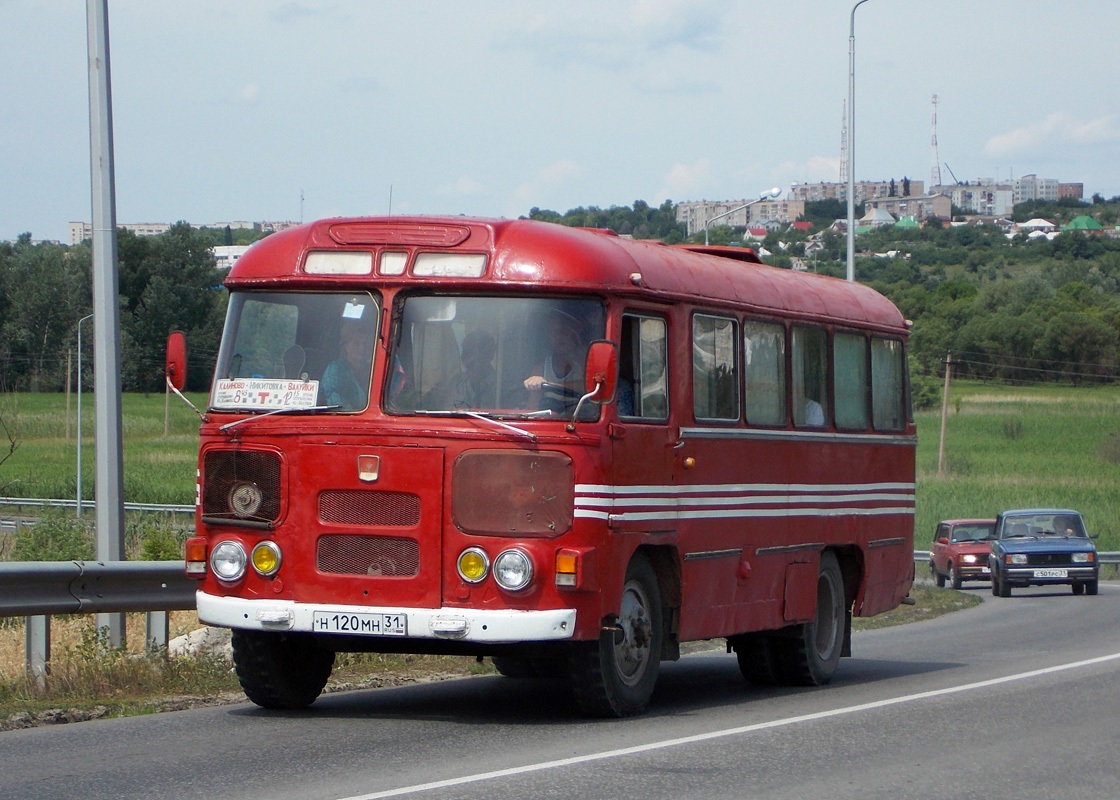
[344,651,1120,800]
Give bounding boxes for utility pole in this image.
[938,352,952,477]
[87,0,126,646]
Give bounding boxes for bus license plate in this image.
[1033,568,1068,579]
[313,611,407,636]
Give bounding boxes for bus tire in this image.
[730,633,781,685]
[773,551,846,686]
[231,630,335,709]
[568,554,663,717]
[492,656,567,679]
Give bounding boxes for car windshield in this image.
[950,523,995,543]
[385,295,605,420]
[211,291,380,413]
[1000,514,1087,539]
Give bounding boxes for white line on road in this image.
[344,651,1120,800]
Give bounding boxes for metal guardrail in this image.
[0,560,196,617]
[0,496,194,515]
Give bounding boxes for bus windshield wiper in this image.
[217,404,339,432]
[413,409,536,441]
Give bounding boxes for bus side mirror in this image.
[584,340,618,403]
[166,330,188,391]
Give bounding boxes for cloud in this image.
[633,70,719,96]
[984,112,1120,157]
[435,176,483,197]
[237,83,261,104]
[501,0,731,70]
[512,159,583,209]
[656,158,713,201]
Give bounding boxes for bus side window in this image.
[620,314,668,420]
[744,320,786,426]
[792,325,828,428]
[834,332,869,430]
[871,337,905,431]
[692,313,739,422]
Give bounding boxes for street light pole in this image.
[703,187,782,246]
[847,0,872,283]
[76,313,93,518]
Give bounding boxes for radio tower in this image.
[930,94,942,188]
[839,99,849,183]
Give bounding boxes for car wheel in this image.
[949,563,963,590]
[933,564,945,588]
[996,572,1011,597]
[1071,583,1084,596]
[1086,579,1099,596]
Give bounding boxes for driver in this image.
[524,307,585,412]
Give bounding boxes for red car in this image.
[930,519,996,589]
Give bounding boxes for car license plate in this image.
[1033,568,1068,579]
[313,611,407,636]
[981,567,990,575]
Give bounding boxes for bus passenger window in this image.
[692,314,739,421]
[792,326,828,428]
[620,314,668,420]
[834,332,869,430]
[871,337,905,431]
[744,320,786,426]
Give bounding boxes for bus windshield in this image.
[386,295,604,420]
[211,291,380,413]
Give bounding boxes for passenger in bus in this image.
[803,397,825,426]
[423,330,497,410]
[524,307,586,412]
[320,321,374,410]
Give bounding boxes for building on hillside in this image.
[67,218,300,246]
[213,245,252,270]
[789,179,925,205]
[676,197,805,237]
[1014,174,1059,203]
[1061,215,1104,234]
[861,193,952,224]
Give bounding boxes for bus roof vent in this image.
[328,221,471,248]
[672,244,763,264]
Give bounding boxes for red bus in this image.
[183,215,915,717]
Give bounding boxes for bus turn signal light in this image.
[555,550,579,588]
[185,537,207,578]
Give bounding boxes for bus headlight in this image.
[211,540,247,582]
[229,482,264,518]
[457,547,490,584]
[251,541,282,577]
[494,549,534,592]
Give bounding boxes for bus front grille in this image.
[317,534,420,577]
[319,490,420,527]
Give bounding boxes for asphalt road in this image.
[3,583,1118,800]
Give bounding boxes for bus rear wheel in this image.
[730,633,782,685]
[231,630,335,709]
[568,554,663,717]
[771,551,846,686]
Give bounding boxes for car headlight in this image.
[1007,553,1028,565]
[1072,552,1093,563]
[962,554,978,564]
[211,540,247,582]
[493,549,534,592]
[229,481,264,518]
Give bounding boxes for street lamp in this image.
[703,187,782,246]
[76,313,93,518]
[847,0,872,282]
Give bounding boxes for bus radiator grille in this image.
[319,490,421,526]
[317,534,420,577]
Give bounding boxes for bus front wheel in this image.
[568,554,663,717]
[231,630,335,709]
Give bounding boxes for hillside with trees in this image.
[2,198,1118,400]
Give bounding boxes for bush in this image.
[12,512,94,561]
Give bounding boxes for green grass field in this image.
[3,381,1119,549]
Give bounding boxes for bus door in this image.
[605,312,676,531]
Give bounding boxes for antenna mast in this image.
[839,98,849,184]
[930,94,942,188]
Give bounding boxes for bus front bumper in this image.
[197,592,576,643]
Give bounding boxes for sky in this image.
[2,0,1119,243]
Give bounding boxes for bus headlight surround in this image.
[251,541,282,577]
[457,547,490,584]
[211,540,247,582]
[494,548,534,592]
